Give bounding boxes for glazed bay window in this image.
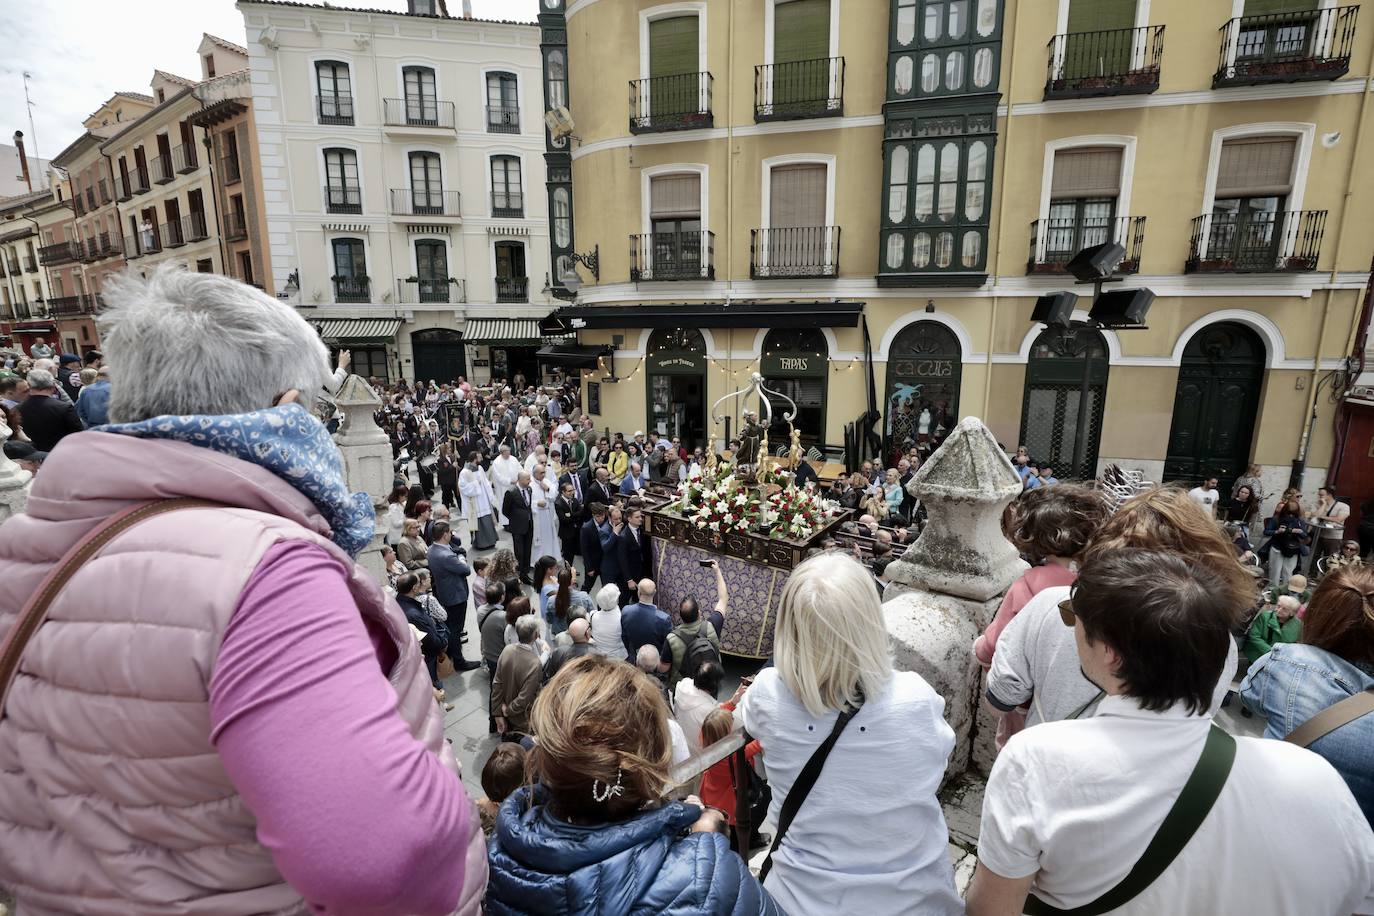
[486,71,520,133]
[316,61,354,125]
[890,0,1001,100]
[332,238,369,302]
[880,114,993,284]
[324,148,362,214]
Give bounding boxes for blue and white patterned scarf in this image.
[98,402,376,556]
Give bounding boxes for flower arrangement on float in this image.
[765,485,840,541]
[673,459,837,541]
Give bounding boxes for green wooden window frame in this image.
[880,122,994,274]
[889,0,1001,99]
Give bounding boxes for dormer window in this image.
[409,0,435,13]
[156,88,165,103]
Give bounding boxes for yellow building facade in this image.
[539,0,1372,506]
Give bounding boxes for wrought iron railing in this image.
[183,211,209,242]
[150,154,174,185]
[755,57,845,121]
[47,295,91,316]
[116,175,133,201]
[1028,216,1145,274]
[173,142,199,174]
[333,276,371,303]
[1046,25,1164,98]
[39,241,80,266]
[1186,209,1326,273]
[162,220,186,248]
[390,188,461,217]
[630,72,714,133]
[631,230,715,281]
[383,97,456,129]
[1214,5,1357,87]
[97,232,119,260]
[129,166,150,195]
[318,94,355,125]
[486,104,520,133]
[490,191,524,218]
[750,226,840,279]
[220,152,242,185]
[398,277,465,304]
[225,210,248,241]
[21,256,36,273]
[495,276,529,303]
[324,184,362,215]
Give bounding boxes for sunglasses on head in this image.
[1058,597,1077,628]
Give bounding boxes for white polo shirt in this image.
[979,695,1374,916]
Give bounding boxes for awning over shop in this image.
[535,343,612,370]
[310,318,401,344]
[463,318,542,345]
[540,301,864,335]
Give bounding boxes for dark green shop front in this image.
[646,328,707,448]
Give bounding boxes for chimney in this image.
[13,131,32,192]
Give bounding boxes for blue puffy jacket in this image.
[487,786,784,915]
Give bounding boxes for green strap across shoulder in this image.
[1023,723,1237,916]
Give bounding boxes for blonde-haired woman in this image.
[485,655,780,914]
[396,518,429,570]
[736,553,963,916]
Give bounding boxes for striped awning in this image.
[310,318,401,343]
[462,318,542,345]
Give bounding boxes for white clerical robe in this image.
[458,464,497,524]
[530,476,562,563]
[489,455,523,524]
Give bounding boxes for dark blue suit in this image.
[597,522,622,599]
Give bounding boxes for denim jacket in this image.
[1241,643,1374,827]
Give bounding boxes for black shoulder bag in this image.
[757,701,862,882]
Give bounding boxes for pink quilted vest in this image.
[0,432,481,914]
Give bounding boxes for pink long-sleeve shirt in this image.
[209,541,477,915]
[973,563,1079,668]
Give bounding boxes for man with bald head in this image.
[621,578,671,661]
[542,617,595,679]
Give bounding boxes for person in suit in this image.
[555,481,582,565]
[559,465,590,520]
[587,465,616,510]
[425,521,482,672]
[617,506,653,602]
[793,458,819,490]
[502,471,536,583]
[579,502,609,594]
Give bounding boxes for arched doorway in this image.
[411,328,467,385]
[1020,326,1109,480]
[761,328,828,450]
[884,320,963,465]
[646,328,707,449]
[1165,321,1266,489]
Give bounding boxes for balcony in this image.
[116,176,133,201]
[629,72,713,134]
[750,226,841,279]
[494,276,529,303]
[150,154,174,185]
[173,143,199,174]
[97,178,112,205]
[47,295,92,316]
[220,152,242,185]
[390,188,461,217]
[323,184,362,215]
[183,211,209,243]
[1046,26,1164,99]
[318,94,355,126]
[225,210,248,241]
[333,276,371,303]
[129,167,151,196]
[39,241,80,267]
[490,191,524,219]
[87,232,120,262]
[383,97,456,130]
[1186,209,1326,273]
[162,220,186,248]
[630,230,715,281]
[486,104,520,134]
[754,57,845,122]
[1215,6,1357,88]
[22,256,36,273]
[398,277,465,304]
[1028,216,1145,274]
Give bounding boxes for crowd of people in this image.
[1,265,1372,916]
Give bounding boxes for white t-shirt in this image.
[1188,486,1219,510]
[979,695,1374,915]
[738,668,963,916]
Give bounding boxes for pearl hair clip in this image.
[592,769,625,803]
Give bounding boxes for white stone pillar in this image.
[332,374,391,585]
[0,417,32,526]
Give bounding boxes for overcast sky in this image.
[0,0,539,167]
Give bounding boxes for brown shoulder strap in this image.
[0,498,220,715]
[1284,687,1374,748]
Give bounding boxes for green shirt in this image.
[1244,610,1303,665]
[666,619,720,690]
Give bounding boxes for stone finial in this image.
[888,417,1025,602]
[329,374,391,585]
[0,414,32,525]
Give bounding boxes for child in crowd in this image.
[697,707,762,852]
[471,557,489,605]
[478,743,528,838]
[974,484,1109,749]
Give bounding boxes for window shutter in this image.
[650,174,701,218]
[649,16,699,78]
[775,0,831,63]
[1066,0,1137,33]
[1242,0,1320,15]
[1216,136,1296,197]
[770,164,827,227]
[1051,147,1123,199]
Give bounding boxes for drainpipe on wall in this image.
[983,0,1022,423]
[202,128,229,274]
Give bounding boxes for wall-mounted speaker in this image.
[1066,242,1127,282]
[1030,291,1078,328]
[1089,288,1154,327]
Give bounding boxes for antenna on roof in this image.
[21,72,46,189]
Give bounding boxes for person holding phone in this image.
[1266,496,1310,587]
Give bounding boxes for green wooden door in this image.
[649,16,699,115]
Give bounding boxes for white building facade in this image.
[237,0,553,385]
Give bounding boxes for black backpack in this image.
[675,623,721,678]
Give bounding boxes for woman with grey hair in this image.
[0,266,486,914]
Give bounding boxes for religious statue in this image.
[736,410,763,467]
